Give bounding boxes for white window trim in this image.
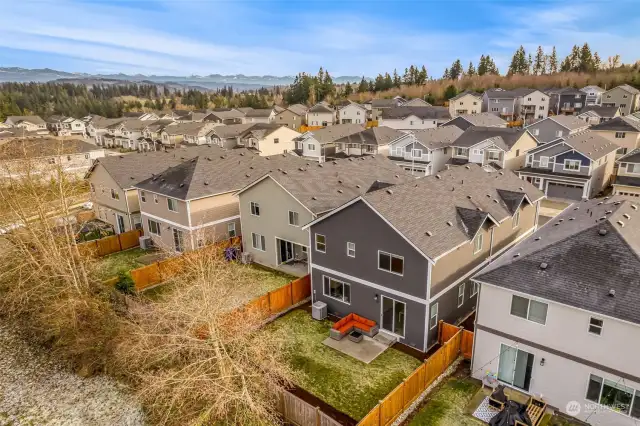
[513,210,520,229]
[315,233,326,253]
[564,159,581,171]
[227,222,236,237]
[411,148,423,158]
[250,201,260,217]
[457,283,465,307]
[539,156,549,167]
[473,233,483,254]
[588,316,603,336]
[148,219,161,236]
[378,250,404,276]
[288,210,300,227]
[429,302,439,330]
[251,232,266,251]
[167,198,178,213]
[346,242,356,258]
[510,294,548,325]
[471,282,479,297]
[497,343,535,392]
[322,275,351,305]
[380,295,406,338]
[584,373,640,420]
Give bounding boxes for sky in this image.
[1,0,639,77]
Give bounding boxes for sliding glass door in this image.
[498,344,534,391]
[381,296,406,337]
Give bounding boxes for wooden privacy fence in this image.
[358,323,467,426]
[78,229,143,257]
[246,274,311,317]
[279,390,342,426]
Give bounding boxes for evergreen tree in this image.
[467,61,476,77]
[508,46,528,75]
[402,68,411,85]
[593,52,602,70]
[579,43,594,72]
[392,69,402,88]
[450,59,463,80]
[358,77,369,93]
[418,66,428,84]
[383,72,393,90]
[548,46,558,74]
[368,81,375,92]
[477,55,487,76]
[444,85,458,100]
[442,68,450,80]
[343,82,353,96]
[533,46,545,75]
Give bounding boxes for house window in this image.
[454,147,469,157]
[347,242,355,257]
[498,344,534,391]
[471,282,479,297]
[589,317,604,335]
[429,303,438,330]
[473,233,483,254]
[532,129,540,136]
[250,201,260,216]
[154,194,158,204]
[586,374,639,418]
[378,251,404,275]
[628,164,640,174]
[110,189,119,200]
[412,148,422,158]
[515,149,520,157]
[251,232,266,251]
[323,276,350,304]
[527,97,532,101]
[140,191,146,202]
[564,159,581,171]
[308,143,316,151]
[473,149,481,156]
[410,121,414,125]
[274,138,279,144]
[575,103,582,108]
[457,284,465,307]
[315,234,326,252]
[615,132,626,138]
[381,296,406,336]
[510,294,548,324]
[539,156,549,167]
[167,198,178,212]
[487,150,501,161]
[539,106,545,110]
[491,108,499,112]
[513,210,520,228]
[288,210,299,226]
[227,222,236,238]
[148,219,161,236]
[555,130,563,137]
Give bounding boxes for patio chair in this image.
[488,384,507,411]
[515,397,546,426]
[329,313,379,340]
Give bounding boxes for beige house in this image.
[4,116,48,134]
[601,84,640,116]
[448,91,482,117]
[306,102,335,126]
[0,138,105,179]
[160,122,212,146]
[613,148,640,197]
[337,101,367,124]
[245,108,276,124]
[239,124,301,156]
[274,104,308,129]
[591,116,640,156]
[133,148,307,252]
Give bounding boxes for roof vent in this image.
[513,253,520,258]
[130,176,135,179]
[623,213,630,219]
[605,210,612,214]
[436,174,441,179]
[573,207,579,211]
[160,178,165,182]
[446,221,453,226]
[604,196,609,200]
[338,180,343,184]
[179,183,184,187]
[282,171,288,175]
[569,217,575,221]
[598,229,607,236]
[493,199,498,203]
[554,222,560,226]
[337,189,343,193]
[332,161,337,165]
[119,155,124,159]
[519,187,524,191]
[499,171,504,175]
[467,195,472,199]
[426,231,433,237]
[312,196,317,200]
[632,205,638,210]
[597,202,603,205]
[614,201,621,205]
[609,289,616,297]
[486,194,491,198]
[386,189,393,195]
[245,174,250,177]
[318,164,323,167]
[559,218,564,222]
[539,262,548,270]
[534,237,541,241]
[617,220,625,227]
[599,216,607,221]
[465,165,470,169]
[356,185,361,188]
[395,174,399,178]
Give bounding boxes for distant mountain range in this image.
[0,67,364,91]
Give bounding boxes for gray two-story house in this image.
[518,131,619,201]
[303,164,543,352]
[601,84,640,116]
[547,87,588,115]
[482,89,519,121]
[525,115,591,144]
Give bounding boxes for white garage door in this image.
[547,182,584,201]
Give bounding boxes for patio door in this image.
[381,296,405,337]
[278,239,294,264]
[173,228,185,253]
[116,214,126,234]
[498,344,534,391]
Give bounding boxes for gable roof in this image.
[308,102,334,113]
[403,98,432,107]
[446,113,508,128]
[382,106,451,121]
[579,105,620,118]
[409,126,465,150]
[297,123,365,144]
[287,104,309,116]
[143,120,176,133]
[452,126,529,151]
[5,116,46,126]
[609,84,640,95]
[484,88,521,99]
[333,126,405,146]
[206,123,256,139]
[449,90,482,101]
[545,87,584,96]
[561,130,620,160]
[618,148,640,164]
[245,108,274,118]
[592,116,640,133]
[371,98,400,108]
[580,85,605,93]
[204,110,244,121]
[474,196,640,325]
[0,138,99,160]
[134,149,308,200]
[357,164,543,260]
[337,100,367,111]
[117,119,148,132]
[238,156,413,214]
[162,122,210,136]
[547,115,591,131]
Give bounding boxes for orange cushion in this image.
[356,323,372,332]
[353,314,376,327]
[338,324,353,334]
[333,313,353,330]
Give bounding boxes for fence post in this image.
[117,232,123,251]
[315,407,321,426]
[438,320,443,345]
[378,400,383,426]
[290,281,294,307]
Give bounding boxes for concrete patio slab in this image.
[322,335,389,364]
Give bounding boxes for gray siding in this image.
[527,120,568,144]
[485,98,516,116]
[427,280,477,348]
[553,151,591,176]
[551,93,587,115]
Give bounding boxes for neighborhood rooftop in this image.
[452,126,528,151]
[0,138,98,160]
[592,116,640,132]
[618,147,640,164]
[475,196,640,325]
[297,123,365,143]
[579,105,620,117]
[547,115,591,131]
[381,106,451,120]
[333,126,405,146]
[449,113,508,128]
[562,130,620,159]
[411,126,465,150]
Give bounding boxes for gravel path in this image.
[0,326,145,426]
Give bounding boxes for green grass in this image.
[539,413,585,426]
[408,377,482,426]
[267,309,422,420]
[95,248,146,280]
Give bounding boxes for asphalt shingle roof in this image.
[245,108,274,118]
[0,138,99,160]
[451,126,528,151]
[546,115,591,131]
[592,116,640,132]
[615,84,640,95]
[333,126,405,146]
[287,104,309,116]
[5,115,46,126]
[562,130,620,160]
[298,123,365,144]
[618,148,640,164]
[362,164,544,260]
[449,90,482,101]
[381,106,451,120]
[411,126,465,150]
[579,105,619,118]
[474,196,640,325]
[308,103,334,113]
[450,113,508,128]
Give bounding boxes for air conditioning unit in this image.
[241,251,252,264]
[139,236,153,250]
[312,301,327,321]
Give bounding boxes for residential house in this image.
[577,105,621,125]
[547,87,588,115]
[482,89,520,121]
[448,127,538,171]
[471,196,640,426]
[139,120,176,150]
[448,91,482,117]
[442,113,508,131]
[591,116,640,156]
[333,126,405,157]
[165,110,193,122]
[202,109,244,125]
[580,85,605,105]
[45,115,68,134]
[238,124,301,156]
[371,98,404,121]
[601,84,640,116]
[513,88,549,123]
[302,164,544,351]
[613,148,640,197]
[518,131,619,201]
[387,126,464,176]
[0,138,105,179]
[89,117,126,146]
[525,115,591,144]
[0,128,42,140]
[236,156,412,275]
[206,123,257,149]
[123,111,160,121]
[307,102,336,127]
[294,124,364,162]
[337,101,367,125]
[182,123,217,145]
[159,122,212,146]
[134,148,307,252]
[245,108,276,124]
[110,119,150,150]
[379,106,451,131]
[274,104,308,128]
[4,116,48,134]
[403,98,432,107]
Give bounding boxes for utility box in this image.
[312,301,327,321]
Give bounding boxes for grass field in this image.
[267,309,422,420]
[408,376,482,426]
[94,248,146,281]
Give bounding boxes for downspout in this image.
[488,226,495,260]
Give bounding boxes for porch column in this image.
[582,180,591,199]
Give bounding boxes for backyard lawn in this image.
[267,309,422,421]
[408,376,483,426]
[94,248,146,280]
